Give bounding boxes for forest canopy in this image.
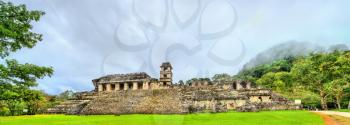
[234,50,350,110]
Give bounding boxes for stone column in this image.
[124,83,128,90]
[204,81,208,86]
[143,82,149,90]
[106,84,111,91]
[98,84,103,92]
[236,81,242,90]
[246,82,251,89]
[133,82,138,90]
[115,83,120,91]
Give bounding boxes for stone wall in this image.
[49,86,301,115]
[79,89,185,115]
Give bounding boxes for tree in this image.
[327,79,350,109]
[57,90,74,101]
[256,72,275,89]
[198,78,211,83]
[0,1,53,115]
[0,101,10,116]
[1,89,22,115]
[22,90,47,115]
[236,49,350,110]
[178,80,184,86]
[234,57,296,84]
[256,72,292,93]
[327,51,350,109]
[291,52,340,110]
[0,1,44,58]
[212,73,232,84]
[185,78,197,86]
[185,78,212,86]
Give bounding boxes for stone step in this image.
[46,99,91,114]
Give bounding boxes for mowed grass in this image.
[0,110,323,125]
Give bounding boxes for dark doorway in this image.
[111,84,115,90]
[241,82,247,89]
[102,84,106,91]
[232,82,237,90]
[138,83,143,89]
[128,83,132,89]
[120,84,124,90]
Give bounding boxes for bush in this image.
[0,107,10,116]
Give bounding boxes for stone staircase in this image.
[46,91,97,114]
[46,100,91,114]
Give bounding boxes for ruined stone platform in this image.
[47,86,301,115]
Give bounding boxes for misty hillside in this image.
[242,41,349,70]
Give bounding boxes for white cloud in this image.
[8,0,350,94]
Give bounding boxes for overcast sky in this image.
[7,0,350,94]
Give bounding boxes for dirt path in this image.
[313,111,350,125]
[314,111,350,118]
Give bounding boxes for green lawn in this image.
[0,111,323,125]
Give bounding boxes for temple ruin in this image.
[47,62,301,115]
[93,62,253,92]
[92,62,173,92]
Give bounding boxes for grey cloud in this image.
[7,0,350,94]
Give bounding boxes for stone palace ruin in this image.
[93,62,173,92]
[47,62,301,115]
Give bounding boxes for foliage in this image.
[0,59,53,88]
[0,1,44,58]
[256,72,292,93]
[0,54,52,116]
[212,73,232,84]
[290,52,333,109]
[234,56,297,84]
[291,51,350,109]
[235,50,350,110]
[0,1,53,115]
[178,80,184,86]
[22,90,47,115]
[56,90,74,101]
[0,105,9,116]
[185,78,211,86]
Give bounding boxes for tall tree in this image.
[291,52,340,110]
[328,51,350,109]
[0,1,53,115]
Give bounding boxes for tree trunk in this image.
[320,97,328,110]
[320,91,328,110]
[7,102,16,116]
[348,100,350,110]
[9,109,15,116]
[336,96,341,110]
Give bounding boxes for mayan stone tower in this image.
[159,62,172,86]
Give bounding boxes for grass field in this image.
[0,111,323,125]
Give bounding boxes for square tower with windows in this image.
[159,62,172,86]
